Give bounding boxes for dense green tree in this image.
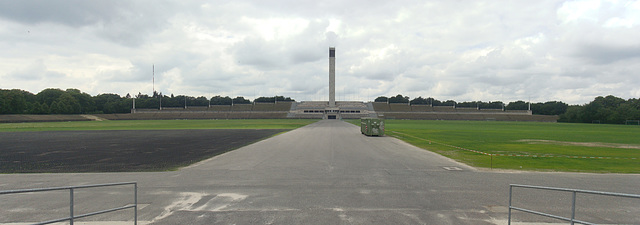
[610,103,638,124]
[52,93,81,114]
[36,88,65,106]
[388,94,409,103]
[0,89,34,113]
[410,96,430,105]
[94,93,129,113]
[182,96,197,107]
[233,96,251,104]
[164,95,185,108]
[424,97,435,105]
[136,92,149,98]
[32,102,50,114]
[506,101,529,110]
[456,101,480,108]
[26,102,39,114]
[374,96,388,102]
[531,101,568,115]
[254,96,273,103]
[134,94,160,109]
[435,100,455,106]
[558,106,581,123]
[277,96,294,102]
[254,96,292,103]
[558,95,640,124]
[193,96,209,106]
[505,100,567,115]
[210,96,232,105]
[49,101,64,114]
[425,98,443,106]
[479,101,504,109]
[66,88,96,113]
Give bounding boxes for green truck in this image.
[360,117,385,136]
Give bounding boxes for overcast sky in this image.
[1,0,639,104]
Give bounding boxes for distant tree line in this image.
[558,95,640,124]
[0,88,294,114]
[3,88,638,124]
[374,94,640,124]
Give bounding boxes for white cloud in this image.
[1,0,639,104]
[5,59,65,80]
[557,0,603,24]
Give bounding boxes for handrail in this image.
[0,182,137,225]
[508,184,640,225]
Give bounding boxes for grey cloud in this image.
[247,0,401,19]
[100,61,148,83]
[228,20,334,69]
[0,1,123,27]
[229,36,282,69]
[0,0,181,47]
[6,59,65,80]
[572,44,640,64]
[475,47,535,70]
[1,0,639,105]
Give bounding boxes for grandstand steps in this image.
[2,101,553,123]
[81,114,107,121]
[0,114,92,123]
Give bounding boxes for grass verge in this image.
[349,119,640,173]
[0,119,319,132]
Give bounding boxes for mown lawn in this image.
[0,119,319,132]
[352,120,640,173]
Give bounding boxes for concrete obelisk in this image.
[329,47,336,107]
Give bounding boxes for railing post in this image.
[508,185,512,225]
[507,184,640,225]
[70,188,74,225]
[134,183,138,225]
[570,191,576,225]
[1,182,138,225]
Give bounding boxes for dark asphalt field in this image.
[0,129,286,172]
[0,120,638,224]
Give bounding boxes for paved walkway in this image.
[1,120,639,224]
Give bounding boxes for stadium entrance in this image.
[325,108,340,120]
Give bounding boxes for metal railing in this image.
[0,181,137,225]
[508,184,640,225]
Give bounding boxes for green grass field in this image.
[0,119,319,132]
[377,120,640,173]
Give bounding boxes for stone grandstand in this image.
[123,100,373,120]
[371,102,557,122]
[121,101,555,122]
[1,101,558,122]
[114,102,294,120]
[0,114,93,123]
[289,101,374,119]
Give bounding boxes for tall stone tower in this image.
[329,47,336,107]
